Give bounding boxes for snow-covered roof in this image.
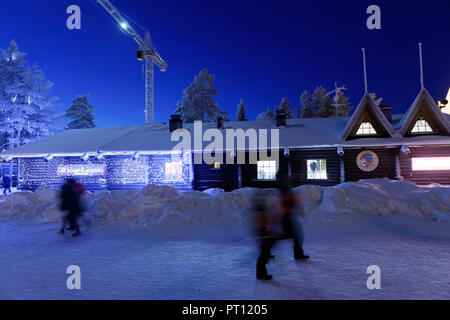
[0,126,139,156]
[2,115,449,158]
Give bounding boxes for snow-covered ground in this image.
[0,179,449,299]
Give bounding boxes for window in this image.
[356,121,377,135]
[257,161,277,180]
[307,160,327,180]
[411,157,450,171]
[411,117,433,134]
[165,162,183,181]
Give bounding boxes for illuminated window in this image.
[257,161,277,180]
[307,160,327,179]
[411,157,450,171]
[165,162,183,181]
[212,162,221,169]
[356,121,377,135]
[411,117,433,134]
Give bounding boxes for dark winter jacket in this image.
[60,183,81,215]
[2,176,11,188]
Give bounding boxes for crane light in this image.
[120,22,127,29]
[137,50,144,61]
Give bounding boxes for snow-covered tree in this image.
[236,99,247,121]
[65,95,96,129]
[311,86,331,117]
[175,69,228,122]
[0,40,58,150]
[369,92,383,105]
[275,97,293,118]
[256,108,275,121]
[334,92,353,117]
[298,90,313,118]
[0,133,7,151]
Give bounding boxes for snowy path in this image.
[1,221,449,300]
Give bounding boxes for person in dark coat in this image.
[59,179,82,237]
[252,191,275,280]
[279,185,309,260]
[1,174,12,194]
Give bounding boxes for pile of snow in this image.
[0,179,448,235]
[315,179,450,223]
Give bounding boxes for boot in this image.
[58,228,65,235]
[294,246,309,260]
[256,263,273,280]
[72,228,81,237]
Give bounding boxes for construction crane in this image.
[96,0,167,123]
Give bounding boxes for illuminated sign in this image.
[57,164,107,176]
[411,157,450,171]
[356,150,379,172]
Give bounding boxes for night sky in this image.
[0,0,449,128]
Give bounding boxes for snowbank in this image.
[0,179,449,235]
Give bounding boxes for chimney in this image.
[169,114,183,132]
[217,117,224,129]
[276,111,287,127]
[379,104,392,122]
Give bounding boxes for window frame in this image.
[306,159,328,180]
[411,117,433,134]
[355,121,377,136]
[257,160,277,181]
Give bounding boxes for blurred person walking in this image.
[1,174,12,195]
[279,184,309,260]
[252,191,276,280]
[58,179,82,237]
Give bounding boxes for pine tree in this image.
[0,133,7,151]
[334,92,353,117]
[256,108,275,122]
[65,95,96,129]
[275,97,293,118]
[299,90,313,118]
[312,86,332,118]
[0,40,58,150]
[235,99,247,121]
[175,69,228,122]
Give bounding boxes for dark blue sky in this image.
[0,0,449,127]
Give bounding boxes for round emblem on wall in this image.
[356,150,379,172]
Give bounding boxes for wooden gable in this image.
[341,93,394,140]
[400,88,450,137]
